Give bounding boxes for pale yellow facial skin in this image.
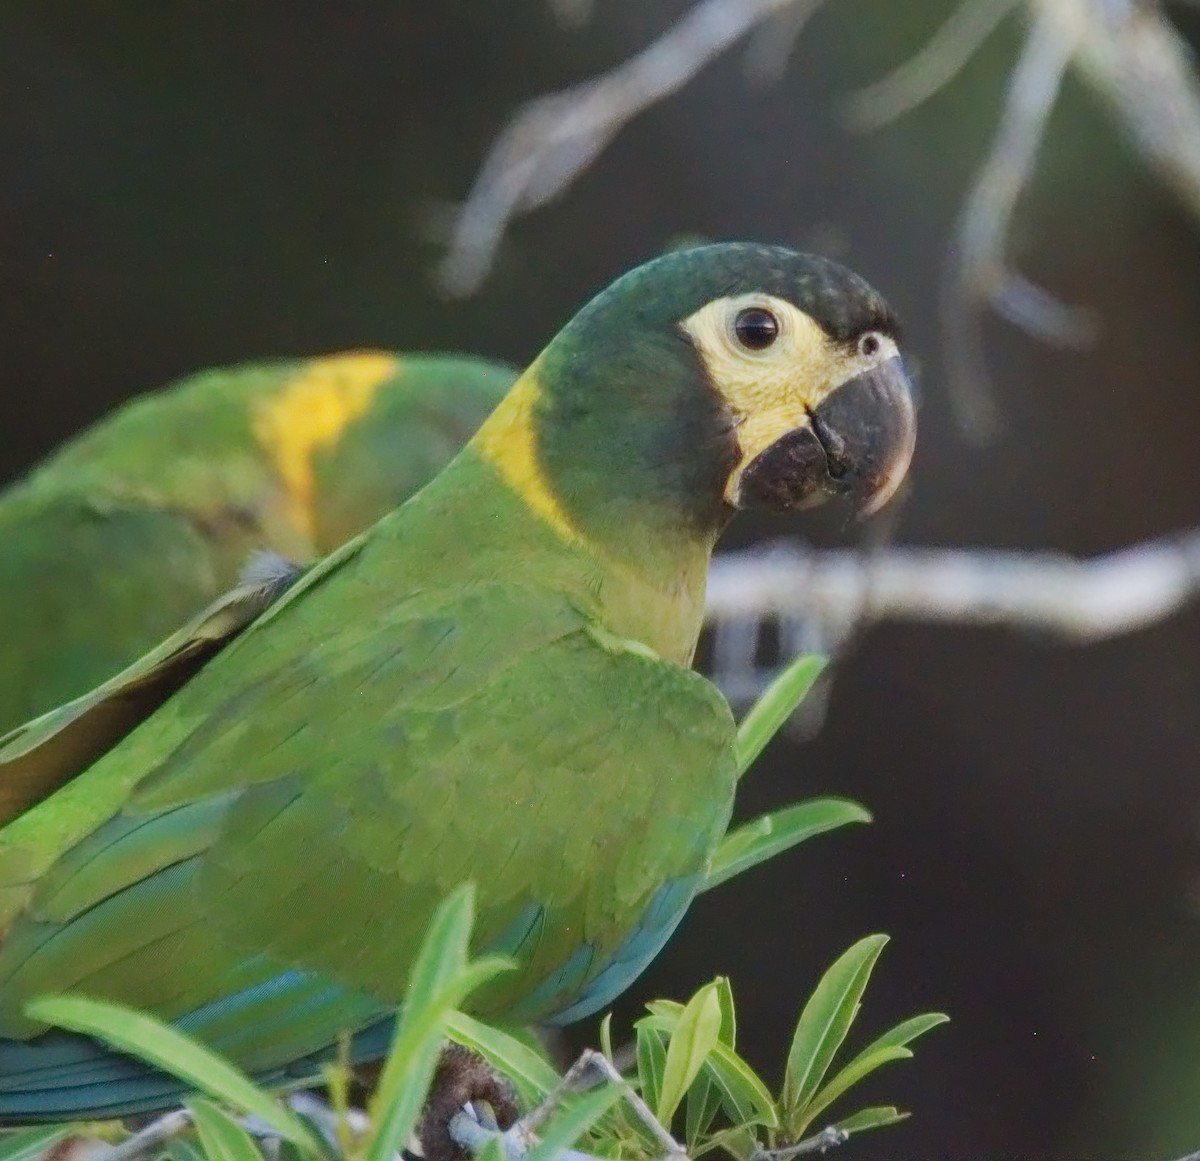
[679,292,900,505]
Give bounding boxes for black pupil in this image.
[734,308,779,350]
[860,334,880,356]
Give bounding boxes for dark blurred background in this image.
[3,2,1200,1157]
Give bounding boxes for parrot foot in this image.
[448,1048,686,1161]
[420,1045,522,1161]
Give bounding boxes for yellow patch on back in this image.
[253,352,399,542]
[470,365,584,545]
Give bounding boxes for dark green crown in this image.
[530,243,898,558]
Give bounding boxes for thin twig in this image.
[743,0,826,83]
[521,1049,684,1158]
[705,531,1200,643]
[843,0,1020,130]
[436,0,800,296]
[943,3,1092,439]
[102,1111,192,1161]
[751,1126,849,1161]
[1059,0,1200,225]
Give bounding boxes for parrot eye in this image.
[733,307,780,351]
[858,332,882,358]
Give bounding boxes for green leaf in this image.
[474,1136,508,1161]
[656,982,722,1125]
[714,977,736,1048]
[782,935,888,1121]
[635,1023,667,1117]
[702,799,871,893]
[599,1012,615,1064]
[164,1137,211,1161]
[792,1011,948,1136]
[796,1046,911,1134]
[188,1099,266,1161]
[0,1128,69,1161]
[701,1042,779,1130]
[446,1011,559,1103]
[832,1106,909,1134]
[735,654,826,775]
[639,1014,777,1130]
[685,1073,722,1151]
[366,885,512,1161]
[392,882,475,1020]
[523,1086,624,1161]
[24,995,318,1151]
[851,1012,949,1060]
[691,1124,761,1161]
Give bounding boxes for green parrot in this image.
[0,352,515,737]
[0,243,916,1123]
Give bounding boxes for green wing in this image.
[0,573,735,1072]
[0,554,302,826]
[0,352,513,732]
[0,493,245,735]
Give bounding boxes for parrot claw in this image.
[448,1049,686,1161]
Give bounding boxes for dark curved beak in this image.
[736,355,916,517]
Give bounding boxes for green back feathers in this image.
[0,352,514,732]
[529,244,899,560]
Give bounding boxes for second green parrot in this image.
[0,243,916,1123]
[0,353,515,735]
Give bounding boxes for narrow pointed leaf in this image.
[702,1043,779,1130]
[703,799,871,892]
[367,886,512,1161]
[635,1023,667,1116]
[793,1046,911,1135]
[685,1072,721,1150]
[25,995,317,1150]
[165,1138,210,1161]
[714,976,736,1048]
[850,1012,949,1060]
[691,1124,761,1161]
[833,1106,909,1134]
[0,1128,69,1161]
[189,1099,266,1161]
[656,982,722,1124]
[787,1011,947,1136]
[447,1011,559,1102]
[391,883,475,1020]
[782,935,888,1118]
[638,1014,776,1129]
[735,654,826,775]
[599,1012,615,1065]
[522,1086,624,1161]
[644,999,685,1021]
[366,965,509,1161]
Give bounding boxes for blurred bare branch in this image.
[445,0,1200,437]
[706,530,1200,645]
[943,2,1097,438]
[743,0,824,82]
[549,0,595,29]
[843,0,1020,131]
[1066,0,1200,225]
[436,0,814,296]
[102,1111,192,1161]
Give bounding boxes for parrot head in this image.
[528,242,916,542]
